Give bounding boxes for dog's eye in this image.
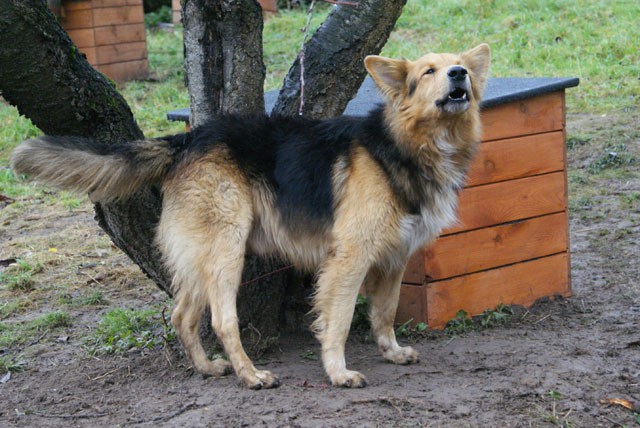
[424,68,435,75]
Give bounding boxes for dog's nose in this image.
[447,66,468,82]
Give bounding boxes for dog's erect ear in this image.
[364,56,409,100]
[461,43,491,98]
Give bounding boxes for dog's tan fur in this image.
[10,45,490,389]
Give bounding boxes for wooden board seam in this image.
[481,128,564,144]
[463,168,566,191]
[441,209,567,238]
[426,250,569,283]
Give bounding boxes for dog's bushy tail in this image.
[10,136,176,201]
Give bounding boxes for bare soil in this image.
[1,111,639,427]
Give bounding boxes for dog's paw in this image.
[383,346,420,365]
[331,370,368,388]
[240,369,280,390]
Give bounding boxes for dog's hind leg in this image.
[205,247,280,390]
[364,267,419,365]
[160,152,278,389]
[313,248,370,388]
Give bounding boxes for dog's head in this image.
[365,44,491,117]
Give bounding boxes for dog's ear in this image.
[461,44,491,98]
[364,56,409,100]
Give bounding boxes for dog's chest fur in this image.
[396,132,472,257]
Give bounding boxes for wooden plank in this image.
[94,23,145,46]
[172,0,181,24]
[403,251,426,285]
[424,212,568,280]
[259,0,278,13]
[98,58,148,81]
[425,253,570,328]
[92,6,144,27]
[92,0,143,6]
[61,8,94,30]
[445,172,566,234]
[62,0,93,11]
[66,28,95,48]
[481,92,564,141]
[96,41,147,65]
[396,284,427,325]
[466,131,565,187]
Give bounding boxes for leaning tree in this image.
[0,0,406,339]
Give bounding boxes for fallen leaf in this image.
[0,371,11,384]
[48,247,58,253]
[600,397,639,412]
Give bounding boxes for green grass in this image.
[0,310,72,351]
[383,0,639,113]
[30,310,72,331]
[84,308,172,355]
[445,304,515,334]
[0,259,43,293]
[0,354,26,374]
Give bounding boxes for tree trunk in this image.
[182,0,266,125]
[272,0,407,118]
[181,0,290,342]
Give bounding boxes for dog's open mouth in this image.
[436,87,470,113]
[448,88,468,102]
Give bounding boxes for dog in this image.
[10,44,490,389]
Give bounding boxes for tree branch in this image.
[272,0,406,119]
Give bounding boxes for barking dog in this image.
[11,44,490,389]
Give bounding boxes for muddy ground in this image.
[1,111,639,427]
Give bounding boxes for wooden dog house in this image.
[54,0,149,82]
[397,78,577,327]
[167,76,579,329]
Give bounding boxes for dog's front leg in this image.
[313,251,370,388]
[364,267,420,365]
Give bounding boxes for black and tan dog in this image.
[11,44,490,389]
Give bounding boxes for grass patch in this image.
[620,191,640,211]
[85,308,172,355]
[58,290,109,307]
[587,143,636,174]
[30,310,72,330]
[0,354,26,374]
[445,305,515,334]
[0,310,72,351]
[0,259,43,293]
[395,319,428,339]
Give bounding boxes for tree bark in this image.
[182,0,266,126]
[272,0,407,118]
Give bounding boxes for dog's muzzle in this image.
[436,66,471,114]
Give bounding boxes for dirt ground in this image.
[1,111,639,427]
